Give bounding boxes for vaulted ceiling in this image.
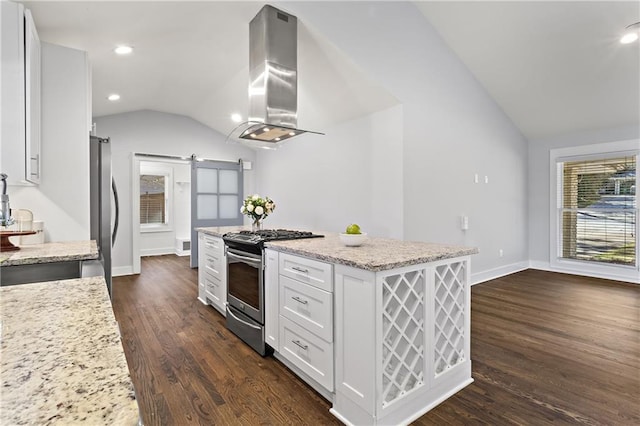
[21,1,640,142]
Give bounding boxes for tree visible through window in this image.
[559,156,636,266]
[140,174,167,224]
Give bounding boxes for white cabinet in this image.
[0,2,40,185]
[264,249,279,350]
[197,234,207,303]
[332,257,472,425]
[24,9,41,184]
[277,253,334,392]
[197,232,226,315]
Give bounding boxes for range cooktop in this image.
[223,229,324,247]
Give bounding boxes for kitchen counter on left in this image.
[0,276,140,425]
[0,240,99,266]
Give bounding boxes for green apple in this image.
[346,224,361,234]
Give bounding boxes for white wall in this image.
[528,124,640,266]
[9,42,90,242]
[93,110,256,275]
[256,105,403,238]
[276,2,529,280]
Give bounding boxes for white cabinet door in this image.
[197,233,207,303]
[264,249,279,350]
[24,9,40,184]
[0,2,27,185]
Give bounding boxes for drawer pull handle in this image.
[292,340,308,350]
[291,266,309,274]
[291,296,308,305]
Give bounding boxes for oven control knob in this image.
[239,302,245,310]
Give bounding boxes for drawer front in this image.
[203,234,223,251]
[204,252,223,276]
[280,275,333,342]
[279,253,332,292]
[279,316,334,391]
[204,272,222,302]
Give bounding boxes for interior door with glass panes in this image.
[190,159,244,267]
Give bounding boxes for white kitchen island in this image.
[196,227,478,425]
[268,234,478,425]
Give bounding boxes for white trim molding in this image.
[112,265,135,277]
[529,260,639,284]
[471,261,530,285]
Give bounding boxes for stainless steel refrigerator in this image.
[89,136,119,296]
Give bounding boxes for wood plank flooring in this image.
[112,256,640,425]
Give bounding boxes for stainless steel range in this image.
[223,229,323,356]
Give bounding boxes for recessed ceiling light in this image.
[107,94,120,101]
[288,132,295,136]
[250,133,257,138]
[621,22,640,44]
[114,45,133,55]
[263,128,270,132]
[231,113,242,123]
[274,137,281,141]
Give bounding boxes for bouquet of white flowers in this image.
[240,194,275,229]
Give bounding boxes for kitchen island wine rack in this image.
[333,256,472,426]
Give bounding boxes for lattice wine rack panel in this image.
[381,270,425,407]
[433,262,466,376]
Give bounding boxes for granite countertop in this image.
[195,225,251,237]
[0,240,99,266]
[266,233,478,272]
[196,227,477,271]
[0,276,140,425]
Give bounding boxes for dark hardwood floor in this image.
[112,256,640,425]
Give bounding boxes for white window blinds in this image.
[140,174,167,224]
[557,155,637,266]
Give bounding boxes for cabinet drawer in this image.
[279,253,332,292]
[204,252,223,274]
[279,316,334,391]
[280,275,333,342]
[203,234,223,250]
[204,272,222,299]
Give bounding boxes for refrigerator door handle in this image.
[112,177,119,247]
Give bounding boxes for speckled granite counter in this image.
[266,233,478,272]
[0,240,99,266]
[195,225,251,237]
[197,226,477,272]
[0,276,140,425]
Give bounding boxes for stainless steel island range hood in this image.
[239,5,322,148]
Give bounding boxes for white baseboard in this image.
[175,250,191,257]
[529,260,639,284]
[140,247,175,257]
[471,261,529,285]
[113,265,135,277]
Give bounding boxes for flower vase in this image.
[252,218,263,231]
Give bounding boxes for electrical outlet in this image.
[474,174,479,184]
[485,175,489,184]
[499,249,503,257]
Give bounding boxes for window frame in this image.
[549,139,639,281]
[139,163,173,233]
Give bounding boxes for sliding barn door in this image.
[190,160,244,268]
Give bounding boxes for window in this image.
[140,174,167,224]
[140,162,173,231]
[557,155,637,267]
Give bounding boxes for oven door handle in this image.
[226,250,262,267]
[226,303,262,330]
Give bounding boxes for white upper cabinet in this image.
[0,2,41,185]
[24,9,41,184]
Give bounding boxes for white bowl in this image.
[339,232,367,247]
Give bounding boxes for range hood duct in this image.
[239,5,322,147]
